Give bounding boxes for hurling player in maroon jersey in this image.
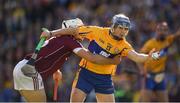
[13,18,121,102]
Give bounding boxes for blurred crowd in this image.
[0,0,180,102]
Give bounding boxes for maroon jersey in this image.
[25,36,82,78]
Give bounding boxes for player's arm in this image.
[127,50,149,63]
[40,18,84,39]
[40,27,78,39]
[127,49,158,63]
[51,28,78,37]
[74,48,121,65]
[173,28,180,40]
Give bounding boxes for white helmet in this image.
[62,18,84,29]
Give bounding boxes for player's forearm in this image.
[132,53,148,63]
[127,50,149,63]
[76,49,120,65]
[84,52,119,65]
[51,28,78,37]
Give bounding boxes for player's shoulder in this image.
[95,26,110,30]
[81,25,99,28]
[81,25,109,30]
[145,38,156,44]
[119,39,133,49]
[102,27,111,31]
[54,36,76,43]
[165,34,175,43]
[94,26,110,33]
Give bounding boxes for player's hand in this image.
[53,70,62,82]
[40,30,51,39]
[148,48,160,60]
[112,55,122,64]
[21,64,38,77]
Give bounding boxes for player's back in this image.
[25,36,80,78]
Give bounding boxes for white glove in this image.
[21,64,38,77]
[151,52,160,60]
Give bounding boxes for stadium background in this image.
[0,0,180,102]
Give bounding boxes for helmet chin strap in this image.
[109,29,123,41]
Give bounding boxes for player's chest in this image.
[152,40,170,51]
[88,39,124,58]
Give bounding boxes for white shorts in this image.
[13,59,44,90]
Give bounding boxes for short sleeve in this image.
[140,40,153,53]
[120,41,134,56]
[67,37,83,51]
[78,26,98,41]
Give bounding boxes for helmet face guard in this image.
[112,14,130,29]
[110,14,130,40]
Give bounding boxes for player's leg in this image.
[154,78,168,102]
[70,68,93,102]
[94,71,115,102]
[70,88,87,102]
[19,89,46,102]
[13,59,46,102]
[140,75,155,102]
[155,90,168,102]
[140,89,154,102]
[96,93,115,102]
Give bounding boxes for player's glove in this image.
[21,64,38,77]
[40,30,52,39]
[148,48,160,60]
[151,52,160,60]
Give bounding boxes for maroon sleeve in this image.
[24,53,32,60]
[66,37,83,51]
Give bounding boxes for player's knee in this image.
[96,93,115,102]
[20,89,46,102]
[71,88,87,102]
